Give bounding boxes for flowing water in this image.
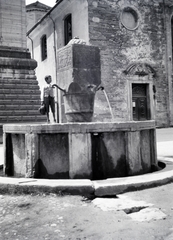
[102,89,114,120]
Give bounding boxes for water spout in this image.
[52,84,66,93]
[102,89,114,121]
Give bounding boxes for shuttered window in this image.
[41,35,47,61]
[64,14,72,45]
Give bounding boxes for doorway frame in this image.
[128,76,155,121]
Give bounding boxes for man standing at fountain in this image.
[41,75,56,123]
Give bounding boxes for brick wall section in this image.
[87,0,170,126]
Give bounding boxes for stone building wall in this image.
[88,0,171,127]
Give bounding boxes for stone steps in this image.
[0,115,46,123]
[0,68,45,124]
[0,89,41,95]
[2,83,40,90]
[0,110,43,116]
[0,105,40,110]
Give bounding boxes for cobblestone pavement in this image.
[0,181,173,240]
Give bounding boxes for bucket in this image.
[63,92,95,122]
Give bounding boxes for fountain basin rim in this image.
[3,120,156,134]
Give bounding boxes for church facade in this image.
[26,0,173,127]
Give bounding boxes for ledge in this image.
[3,120,156,134]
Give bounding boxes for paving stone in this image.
[92,195,153,212]
[129,207,167,222]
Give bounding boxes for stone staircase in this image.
[0,74,46,123]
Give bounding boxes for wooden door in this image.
[132,84,149,121]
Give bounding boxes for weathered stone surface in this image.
[126,131,143,175]
[12,134,25,177]
[57,44,101,91]
[0,59,46,123]
[3,121,157,179]
[92,195,153,212]
[0,0,27,49]
[25,133,39,178]
[129,207,166,222]
[87,0,172,127]
[39,134,69,179]
[140,130,152,172]
[3,120,156,134]
[69,133,92,179]
[92,196,166,222]
[92,132,127,179]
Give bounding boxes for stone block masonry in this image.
[0,0,27,49]
[3,121,157,179]
[0,48,46,124]
[57,44,102,122]
[57,44,101,90]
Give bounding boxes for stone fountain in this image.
[3,41,158,180]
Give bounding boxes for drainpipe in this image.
[27,35,34,59]
[163,0,172,126]
[49,15,62,123]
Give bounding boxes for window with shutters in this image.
[64,14,72,45]
[41,35,47,61]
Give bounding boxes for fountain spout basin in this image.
[3,120,158,179]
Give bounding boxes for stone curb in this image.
[0,178,95,196]
[0,158,172,196]
[93,158,173,196]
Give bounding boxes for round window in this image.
[121,7,139,30]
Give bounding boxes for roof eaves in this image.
[27,0,64,36]
[26,1,51,9]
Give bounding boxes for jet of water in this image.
[102,89,114,121]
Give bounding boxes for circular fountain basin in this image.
[3,120,157,180]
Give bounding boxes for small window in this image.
[121,7,139,30]
[41,35,47,61]
[64,14,72,45]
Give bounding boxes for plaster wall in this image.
[28,23,56,90]
[27,0,89,95]
[26,10,49,32]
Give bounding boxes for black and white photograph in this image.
[0,0,173,239]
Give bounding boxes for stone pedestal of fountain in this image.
[57,42,101,122]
